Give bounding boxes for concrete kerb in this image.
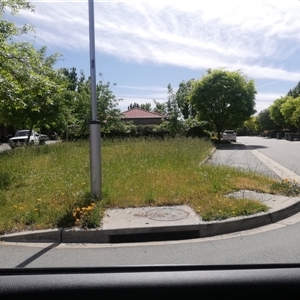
[0,229,62,243]
[2,196,300,243]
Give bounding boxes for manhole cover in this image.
[146,208,189,221]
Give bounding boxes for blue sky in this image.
[8,0,300,113]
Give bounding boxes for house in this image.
[121,108,166,125]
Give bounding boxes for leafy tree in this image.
[60,67,78,92]
[280,97,300,133]
[140,103,151,111]
[189,68,256,140]
[269,96,290,129]
[244,116,258,135]
[287,81,300,98]
[70,72,123,137]
[127,102,151,111]
[128,102,140,110]
[0,44,67,142]
[176,79,196,119]
[0,0,33,43]
[153,99,167,115]
[154,85,184,137]
[256,109,279,132]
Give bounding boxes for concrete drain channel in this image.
[110,207,200,243]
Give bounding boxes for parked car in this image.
[48,131,58,140]
[222,130,236,142]
[8,130,47,148]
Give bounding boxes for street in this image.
[210,136,300,180]
[1,211,300,267]
[1,135,300,268]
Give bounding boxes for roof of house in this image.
[122,108,166,119]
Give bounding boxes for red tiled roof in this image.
[122,108,166,119]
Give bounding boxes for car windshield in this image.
[15,131,29,137]
[1,0,300,269]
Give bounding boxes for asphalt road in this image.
[238,136,300,176]
[210,136,300,180]
[1,135,300,268]
[1,212,300,268]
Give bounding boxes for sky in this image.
[7,0,300,113]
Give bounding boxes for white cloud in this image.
[12,1,300,81]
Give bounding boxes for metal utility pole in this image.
[88,0,101,198]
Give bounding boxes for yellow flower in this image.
[76,207,80,211]
[37,199,42,202]
[13,205,17,208]
[34,208,38,211]
[19,207,24,210]
[81,182,86,185]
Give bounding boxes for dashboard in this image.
[1,264,300,298]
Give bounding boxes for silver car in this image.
[222,130,236,142]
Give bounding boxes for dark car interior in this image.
[1,264,300,298]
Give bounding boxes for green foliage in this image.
[63,71,123,138]
[128,102,140,110]
[153,99,167,115]
[256,109,279,132]
[269,96,290,129]
[189,68,256,140]
[0,0,34,42]
[127,102,151,111]
[270,179,300,197]
[287,81,300,98]
[280,97,300,132]
[163,84,184,136]
[0,43,66,131]
[176,79,196,119]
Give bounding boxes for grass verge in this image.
[0,138,297,234]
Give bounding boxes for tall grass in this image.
[0,138,283,233]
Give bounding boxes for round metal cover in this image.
[146,207,189,221]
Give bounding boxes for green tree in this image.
[269,96,290,129]
[176,79,196,119]
[71,72,123,137]
[287,81,300,98]
[128,102,140,110]
[154,85,183,137]
[280,97,300,133]
[256,109,279,132]
[140,103,151,111]
[189,68,256,140]
[0,0,33,42]
[153,99,167,115]
[127,102,151,111]
[0,44,67,141]
[244,116,258,135]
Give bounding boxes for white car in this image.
[8,130,40,148]
[222,130,236,142]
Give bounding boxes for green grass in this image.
[0,138,293,234]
